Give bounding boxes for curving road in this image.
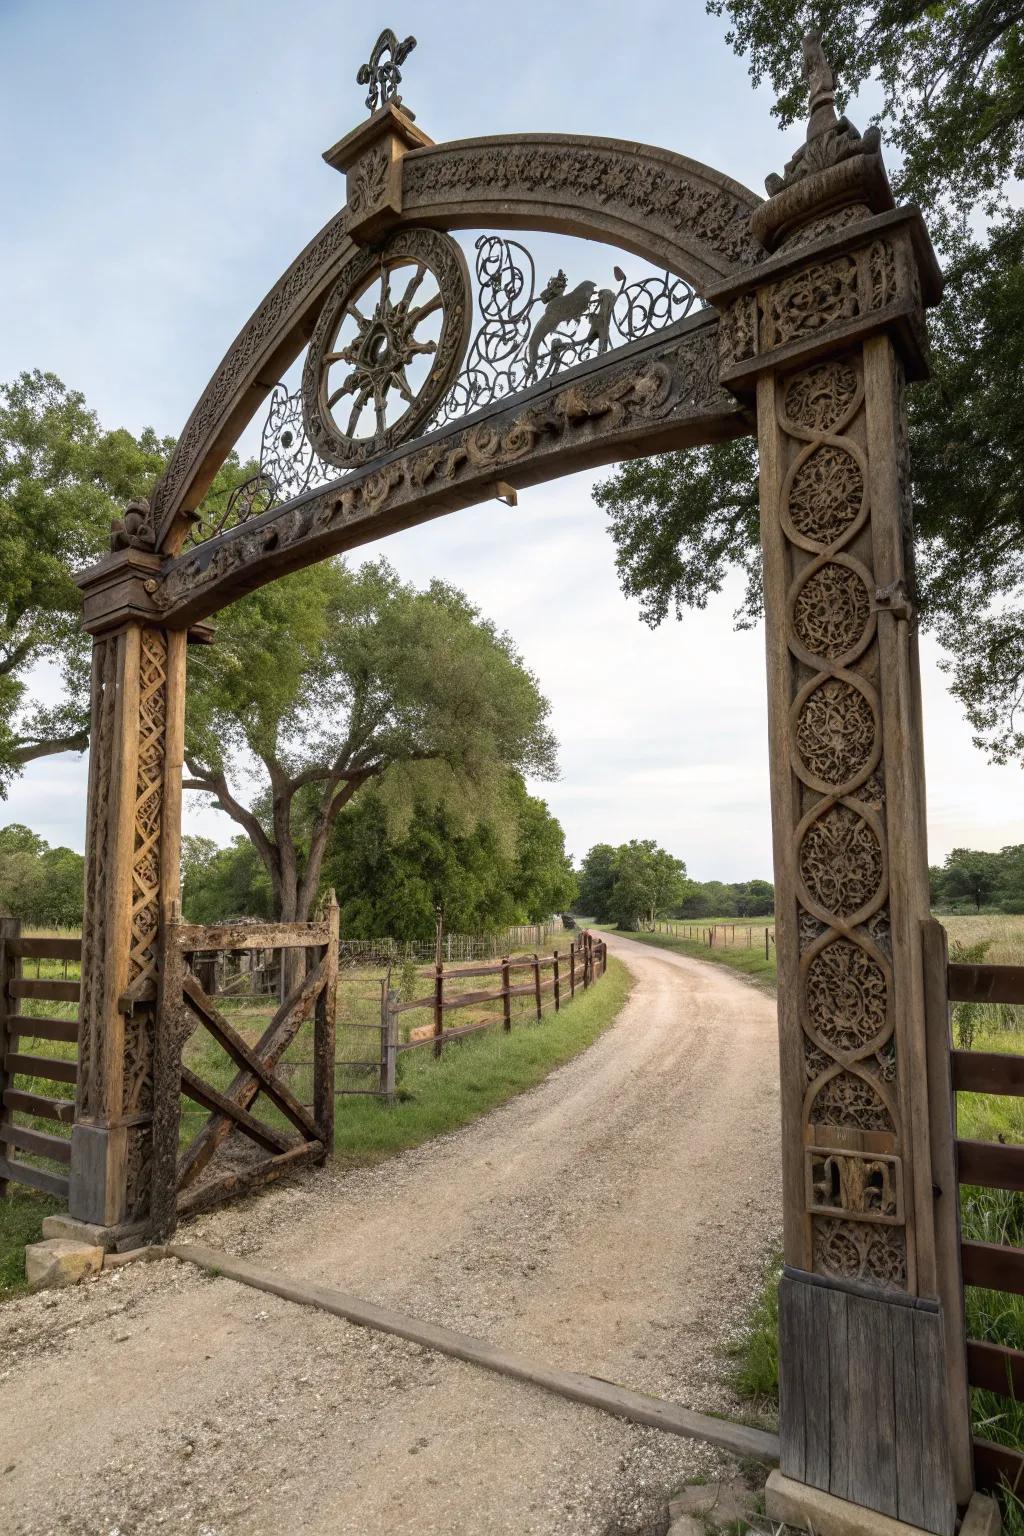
[0,931,782,1536]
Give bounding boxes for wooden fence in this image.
[654,919,776,958]
[0,919,81,1200]
[375,932,608,1098]
[922,917,1024,1498]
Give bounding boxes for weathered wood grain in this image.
[962,1240,1024,1295]
[948,963,1024,1006]
[952,1049,1024,1096]
[957,1138,1024,1192]
[966,1339,1024,1398]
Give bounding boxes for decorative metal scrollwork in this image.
[431,236,701,426]
[356,28,417,115]
[302,227,470,470]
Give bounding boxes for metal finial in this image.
[356,28,417,115]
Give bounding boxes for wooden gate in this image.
[149,897,339,1236]
[922,918,1024,1498]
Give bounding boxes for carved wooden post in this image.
[712,36,970,1536]
[70,550,187,1236]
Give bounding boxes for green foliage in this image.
[320,776,575,941]
[180,833,273,923]
[726,1246,781,1409]
[948,938,993,1051]
[676,876,774,917]
[577,839,688,929]
[0,821,84,927]
[184,558,558,925]
[933,845,1024,913]
[1,1188,61,1299]
[596,9,1024,767]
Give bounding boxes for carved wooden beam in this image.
[147,311,752,629]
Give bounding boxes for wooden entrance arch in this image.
[62,27,975,1536]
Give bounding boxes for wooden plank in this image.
[799,1283,830,1489]
[8,938,81,960]
[440,987,502,1011]
[313,895,339,1145]
[169,1241,781,1464]
[177,920,329,951]
[966,1339,1024,1398]
[0,1153,69,1198]
[907,1306,956,1533]
[175,1141,324,1218]
[0,1122,72,1163]
[825,1286,850,1502]
[846,1292,898,1518]
[947,962,1024,1006]
[4,1053,77,1084]
[6,1015,78,1043]
[2,1088,75,1124]
[777,1274,806,1482]
[180,1066,294,1154]
[957,1138,1024,1192]
[972,1438,1024,1497]
[962,1240,1024,1295]
[397,1018,493,1052]
[8,978,79,1002]
[891,1304,925,1524]
[952,1050,1024,1096]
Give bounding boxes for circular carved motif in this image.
[813,1217,906,1287]
[786,443,864,546]
[782,359,858,432]
[792,562,872,661]
[799,804,883,919]
[806,938,887,1052]
[303,228,470,469]
[810,1068,894,1132]
[795,677,876,787]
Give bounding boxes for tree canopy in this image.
[183,558,559,929]
[597,5,1024,765]
[0,822,85,928]
[577,839,688,929]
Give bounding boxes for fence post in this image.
[0,917,21,1200]
[765,927,769,961]
[552,949,560,1012]
[533,954,542,1020]
[433,963,444,1059]
[501,958,511,1032]
[921,917,973,1502]
[382,987,398,1103]
[313,892,339,1150]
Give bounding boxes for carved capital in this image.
[323,100,433,242]
[76,548,164,635]
[710,207,942,397]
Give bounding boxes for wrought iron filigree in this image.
[431,236,701,426]
[357,28,416,115]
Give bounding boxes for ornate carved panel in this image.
[771,348,910,1288]
[75,635,118,1121]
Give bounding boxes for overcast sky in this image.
[3,0,1022,881]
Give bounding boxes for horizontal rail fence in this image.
[0,918,81,1200]
[153,900,339,1233]
[933,919,1024,1496]
[338,917,570,969]
[378,932,608,1098]
[654,919,776,958]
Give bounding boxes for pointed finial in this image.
[356,28,417,117]
[802,30,839,137]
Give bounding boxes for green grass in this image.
[607,924,778,989]
[330,955,631,1166]
[0,1188,61,1299]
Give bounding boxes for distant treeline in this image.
[577,841,774,929]
[931,845,1024,913]
[0,824,84,928]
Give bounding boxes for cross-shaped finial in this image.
[357,28,417,116]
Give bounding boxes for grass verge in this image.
[606,925,778,990]
[330,955,632,1166]
[0,1188,61,1300]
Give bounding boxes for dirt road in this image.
[0,933,782,1536]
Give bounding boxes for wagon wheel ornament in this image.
[303,228,470,469]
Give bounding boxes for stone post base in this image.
[766,1474,1000,1536]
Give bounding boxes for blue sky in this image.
[3,0,1022,880]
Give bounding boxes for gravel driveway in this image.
[0,932,782,1536]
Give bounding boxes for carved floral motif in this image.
[809,1149,901,1220]
[810,1067,894,1132]
[765,256,858,347]
[347,145,392,217]
[806,937,887,1051]
[786,443,864,545]
[799,804,883,919]
[792,561,872,660]
[782,358,858,432]
[795,677,875,786]
[812,1216,907,1288]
